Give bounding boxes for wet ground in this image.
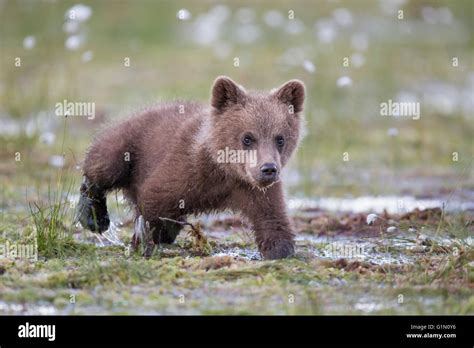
[1,194,472,315]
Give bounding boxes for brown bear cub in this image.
[76,76,305,259]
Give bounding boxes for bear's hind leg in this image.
[75,177,110,233]
[78,123,134,233]
[153,216,185,244]
[131,216,185,257]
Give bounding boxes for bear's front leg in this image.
[237,183,295,260]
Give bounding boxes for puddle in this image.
[69,193,471,266]
[288,196,474,214]
[318,239,415,265]
[74,221,125,247]
[212,247,261,260]
[100,223,125,247]
[295,233,466,266]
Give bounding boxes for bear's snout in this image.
[258,162,279,185]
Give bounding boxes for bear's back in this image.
[126,101,208,191]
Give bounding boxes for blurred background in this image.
[1,0,473,208]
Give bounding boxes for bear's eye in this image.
[276,135,285,148]
[242,135,253,147]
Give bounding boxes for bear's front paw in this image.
[260,239,295,260]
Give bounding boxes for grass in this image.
[28,182,77,259]
[25,113,80,258]
[0,204,472,314]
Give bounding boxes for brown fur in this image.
[80,76,306,259]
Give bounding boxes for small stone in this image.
[366,213,378,225]
[386,226,397,233]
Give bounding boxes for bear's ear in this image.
[273,79,305,114]
[211,76,246,112]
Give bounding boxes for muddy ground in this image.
[1,197,473,315]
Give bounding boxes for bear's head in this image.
[209,76,305,189]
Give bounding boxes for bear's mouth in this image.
[255,175,280,189]
[244,169,280,190]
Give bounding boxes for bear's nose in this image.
[260,163,278,180]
